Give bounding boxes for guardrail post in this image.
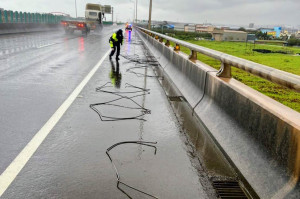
[189,50,197,62]
[15,11,18,23]
[9,11,14,23]
[174,44,180,52]
[10,11,13,23]
[13,12,15,23]
[165,40,170,47]
[217,62,231,78]
[29,13,32,23]
[4,10,8,23]
[20,12,23,23]
[7,11,10,23]
[24,12,27,23]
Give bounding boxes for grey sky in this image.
[1,0,299,27]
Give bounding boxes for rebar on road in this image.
[106,141,159,199]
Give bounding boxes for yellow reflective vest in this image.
[109,32,123,47]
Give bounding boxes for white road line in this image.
[0,49,110,197]
[36,43,57,49]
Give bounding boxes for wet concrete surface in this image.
[0,26,119,174]
[1,30,217,198]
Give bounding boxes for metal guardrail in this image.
[137,26,300,93]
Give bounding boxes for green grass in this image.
[170,40,300,112]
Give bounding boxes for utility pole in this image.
[75,0,77,18]
[130,0,135,23]
[148,0,152,30]
[112,7,114,23]
[135,0,138,24]
[133,8,135,23]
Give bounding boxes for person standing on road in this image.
[109,29,123,61]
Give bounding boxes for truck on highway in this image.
[61,3,107,35]
[85,3,104,24]
[61,20,96,34]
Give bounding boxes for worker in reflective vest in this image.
[109,29,123,61]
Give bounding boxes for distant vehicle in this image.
[125,23,132,31]
[61,20,96,35]
[85,3,104,23]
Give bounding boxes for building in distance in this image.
[259,27,282,38]
[184,24,196,32]
[212,29,247,42]
[195,24,215,33]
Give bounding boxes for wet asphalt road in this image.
[0,28,213,198]
[0,27,118,174]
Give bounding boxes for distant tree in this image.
[287,38,300,46]
[238,27,246,31]
[255,31,271,40]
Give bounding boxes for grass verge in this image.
[169,40,300,112]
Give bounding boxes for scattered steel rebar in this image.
[126,64,160,78]
[106,141,158,199]
[96,82,150,95]
[90,82,151,121]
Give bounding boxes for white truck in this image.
[85,3,104,23]
[61,3,110,35]
[61,20,96,34]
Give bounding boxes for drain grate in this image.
[168,96,185,102]
[212,181,248,199]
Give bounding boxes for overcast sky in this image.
[1,0,299,27]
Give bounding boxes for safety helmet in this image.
[117,29,123,34]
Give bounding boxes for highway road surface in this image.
[0,27,216,198]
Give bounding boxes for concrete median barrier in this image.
[0,23,62,35]
[137,29,300,199]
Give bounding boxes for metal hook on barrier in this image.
[192,71,216,116]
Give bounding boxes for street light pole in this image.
[75,0,78,18]
[148,0,152,30]
[135,0,138,24]
[130,0,135,23]
[112,7,114,23]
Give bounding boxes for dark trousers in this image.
[110,43,120,59]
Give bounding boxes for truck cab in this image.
[85,3,103,23]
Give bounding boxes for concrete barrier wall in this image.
[0,23,62,35]
[137,30,300,198]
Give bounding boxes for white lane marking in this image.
[0,49,110,197]
[36,43,57,49]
